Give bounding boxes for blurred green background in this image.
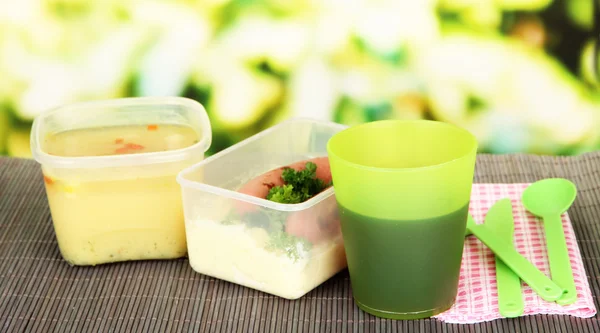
[1,0,600,158]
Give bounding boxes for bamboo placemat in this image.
[1,154,599,332]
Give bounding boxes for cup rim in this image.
[326,119,478,173]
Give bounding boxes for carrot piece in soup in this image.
[125,143,144,150]
[43,175,54,185]
[115,142,145,154]
[147,124,158,131]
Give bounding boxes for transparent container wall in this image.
[38,99,205,138]
[190,120,342,190]
[179,119,348,299]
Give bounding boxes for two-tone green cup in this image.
[327,120,478,319]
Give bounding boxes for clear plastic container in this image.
[31,97,212,266]
[177,118,348,299]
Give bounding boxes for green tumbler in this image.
[327,120,478,320]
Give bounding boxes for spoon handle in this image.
[467,219,565,301]
[543,215,578,305]
[496,257,524,316]
[487,199,524,317]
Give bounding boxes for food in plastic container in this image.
[30,97,212,266]
[177,118,348,299]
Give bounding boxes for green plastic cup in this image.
[327,120,478,320]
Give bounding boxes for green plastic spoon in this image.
[522,178,578,305]
[465,215,565,302]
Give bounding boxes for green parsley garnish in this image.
[266,162,328,204]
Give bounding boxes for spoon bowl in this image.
[522,178,577,218]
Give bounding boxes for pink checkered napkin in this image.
[434,183,597,324]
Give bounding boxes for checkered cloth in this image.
[434,183,597,323]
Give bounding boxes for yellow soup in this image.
[42,124,200,266]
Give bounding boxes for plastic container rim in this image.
[30,96,213,169]
[177,117,348,212]
[327,119,478,173]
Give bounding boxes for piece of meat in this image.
[285,199,341,244]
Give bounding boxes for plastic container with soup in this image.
[30,97,212,266]
[177,118,348,299]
